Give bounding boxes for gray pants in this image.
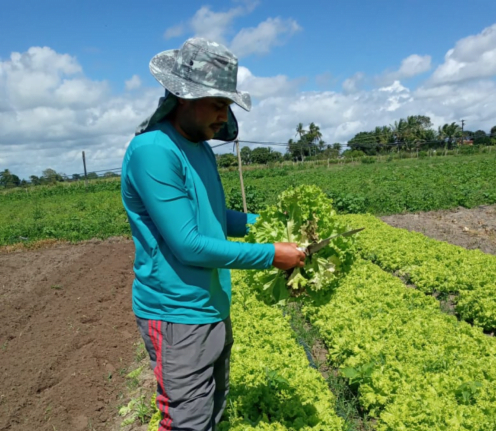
[136,316,233,431]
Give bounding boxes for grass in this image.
[134,341,147,363]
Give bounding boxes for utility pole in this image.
[235,140,247,213]
[460,119,465,148]
[82,151,88,187]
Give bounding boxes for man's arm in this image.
[226,209,259,238]
[127,140,275,270]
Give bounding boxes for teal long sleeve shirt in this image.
[121,121,275,324]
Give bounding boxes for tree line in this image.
[346,116,496,156]
[3,115,496,185]
[217,116,496,166]
[217,122,343,167]
[0,168,119,189]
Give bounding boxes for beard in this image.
[179,119,218,143]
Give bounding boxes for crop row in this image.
[303,259,496,431]
[222,153,496,214]
[339,214,496,331]
[147,271,344,430]
[0,191,130,246]
[2,153,496,216]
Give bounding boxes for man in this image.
[121,37,305,431]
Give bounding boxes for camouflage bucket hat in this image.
[135,37,251,141]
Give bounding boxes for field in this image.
[1,153,496,247]
[1,153,496,430]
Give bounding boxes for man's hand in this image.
[272,243,306,270]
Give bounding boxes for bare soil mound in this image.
[0,239,141,431]
[381,204,496,255]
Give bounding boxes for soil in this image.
[381,204,496,255]
[0,238,153,431]
[0,204,495,430]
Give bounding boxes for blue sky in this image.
[1,0,496,179]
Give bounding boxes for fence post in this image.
[82,151,88,187]
[235,140,247,213]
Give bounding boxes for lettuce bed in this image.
[340,214,496,331]
[304,259,496,431]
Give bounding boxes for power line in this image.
[210,141,234,149]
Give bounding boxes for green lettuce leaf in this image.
[246,185,359,304]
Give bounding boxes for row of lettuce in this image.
[303,258,496,430]
[147,271,345,430]
[339,214,496,331]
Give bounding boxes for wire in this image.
[210,141,234,149]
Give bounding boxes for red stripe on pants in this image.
[149,320,172,431]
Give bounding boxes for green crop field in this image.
[222,152,496,214]
[1,152,495,247]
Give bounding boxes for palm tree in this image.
[332,143,342,155]
[295,123,304,139]
[391,119,408,152]
[438,123,461,153]
[318,139,326,155]
[443,122,461,149]
[295,123,305,161]
[307,123,323,157]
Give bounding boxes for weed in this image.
[135,395,153,425]
[44,404,52,422]
[119,393,152,426]
[134,341,147,363]
[125,366,143,390]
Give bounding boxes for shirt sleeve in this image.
[226,210,260,237]
[127,139,275,270]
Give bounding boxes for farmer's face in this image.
[177,97,232,142]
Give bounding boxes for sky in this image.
[1,0,496,180]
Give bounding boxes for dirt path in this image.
[0,238,144,431]
[381,204,496,255]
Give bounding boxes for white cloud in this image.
[0,46,109,110]
[190,5,246,45]
[0,46,161,179]
[125,74,142,90]
[342,72,365,94]
[164,23,185,40]
[379,54,432,85]
[397,54,432,78]
[237,66,302,99]
[162,3,299,58]
[230,17,301,57]
[430,23,496,85]
[233,72,496,149]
